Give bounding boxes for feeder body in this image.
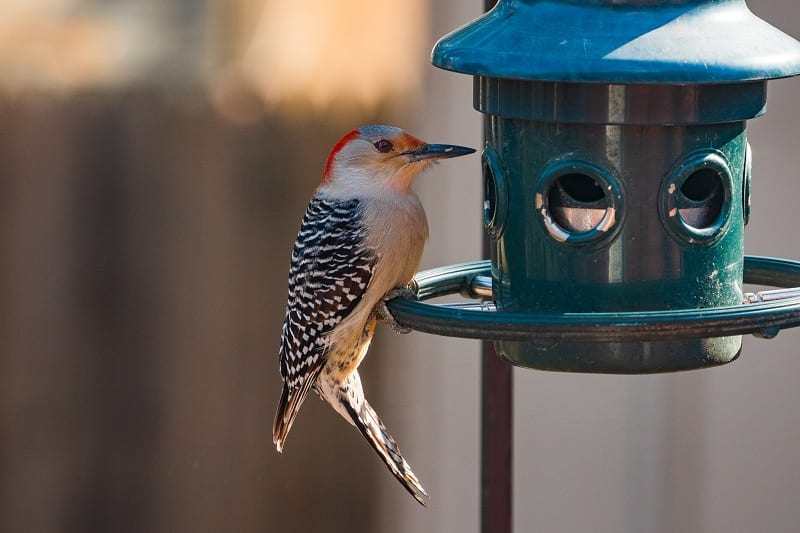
[433,0,800,372]
[482,84,748,371]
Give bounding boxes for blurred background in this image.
[0,1,799,532]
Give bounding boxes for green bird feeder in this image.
[386,0,800,373]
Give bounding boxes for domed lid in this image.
[432,0,800,83]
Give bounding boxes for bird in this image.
[273,125,474,506]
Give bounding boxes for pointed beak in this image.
[401,143,475,162]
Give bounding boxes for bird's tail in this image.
[273,364,322,452]
[272,383,299,452]
[343,397,430,506]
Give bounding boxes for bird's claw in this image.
[376,286,419,334]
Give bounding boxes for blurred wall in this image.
[0,1,472,532]
[0,94,397,532]
[0,0,433,529]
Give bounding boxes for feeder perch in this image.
[385,0,800,373]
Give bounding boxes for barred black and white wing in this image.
[273,196,377,451]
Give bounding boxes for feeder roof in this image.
[432,0,800,84]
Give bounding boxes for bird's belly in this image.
[324,313,377,381]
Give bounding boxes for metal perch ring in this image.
[385,256,800,343]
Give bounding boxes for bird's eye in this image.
[374,139,394,153]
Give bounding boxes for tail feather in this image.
[344,399,430,506]
[273,366,322,452]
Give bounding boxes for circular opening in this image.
[743,141,752,226]
[548,173,608,234]
[676,168,724,229]
[483,160,497,227]
[536,158,622,246]
[481,149,508,240]
[660,150,733,245]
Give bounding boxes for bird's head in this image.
[321,125,475,194]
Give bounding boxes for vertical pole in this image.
[480,0,512,522]
[481,339,513,533]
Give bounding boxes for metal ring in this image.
[385,256,800,343]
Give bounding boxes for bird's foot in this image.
[376,285,419,334]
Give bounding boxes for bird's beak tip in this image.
[403,143,476,162]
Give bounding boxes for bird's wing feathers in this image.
[273,197,377,448]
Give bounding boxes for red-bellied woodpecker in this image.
[273,125,474,506]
